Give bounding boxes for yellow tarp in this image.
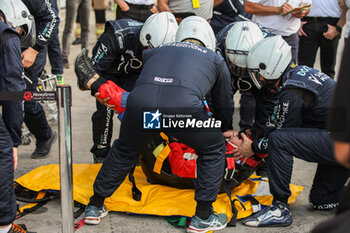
[15,164,303,220]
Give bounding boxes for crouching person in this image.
[75,16,234,233]
[234,36,350,227]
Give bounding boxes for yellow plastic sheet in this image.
[15,164,303,220]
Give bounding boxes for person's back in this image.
[130,42,233,131]
[280,65,335,129]
[255,64,336,133]
[91,19,144,90]
[137,42,223,96]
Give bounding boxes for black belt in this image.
[127,3,153,9]
[303,17,339,25]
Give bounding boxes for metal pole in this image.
[57,85,74,233]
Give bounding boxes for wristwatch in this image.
[335,25,342,33]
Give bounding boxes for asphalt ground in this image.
[13,7,346,233]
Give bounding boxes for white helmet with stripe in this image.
[225,21,264,77]
[175,16,216,51]
[140,12,178,48]
[247,35,292,89]
[0,0,36,47]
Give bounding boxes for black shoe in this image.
[62,58,69,69]
[31,131,57,159]
[74,48,97,90]
[72,38,81,45]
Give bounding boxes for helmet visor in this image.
[20,15,36,48]
[225,49,249,77]
[228,61,249,78]
[248,68,264,90]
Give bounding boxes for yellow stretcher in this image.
[15,164,303,222]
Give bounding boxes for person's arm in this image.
[235,88,308,158]
[323,7,347,40]
[333,141,350,169]
[157,0,171,12]
[339,0,348,10]
[91,24,120,76]
[211,57,234,132]
[21,0,60,68]
[114,0,130,11]
[244,0,292,16]
[294,8,310,18]
[214,0,224,7]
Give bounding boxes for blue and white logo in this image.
[143,109,162,129]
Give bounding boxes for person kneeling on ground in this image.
[234,36,349,227]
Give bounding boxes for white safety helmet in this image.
[247,36,292,90]
[225,21,264,78]
[0,0,35,47]
[175,16,216,51]
[140,12,178,48]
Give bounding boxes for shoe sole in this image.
[243,219,293,228]
[31,132,57,159]
[84,211,108,225]
[74,48,89,90]
[187,222,228,233]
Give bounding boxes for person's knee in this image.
[268,130,286,150]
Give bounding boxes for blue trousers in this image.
[93,84,226,203]
[0,116,16,226]
[267,128,349,205]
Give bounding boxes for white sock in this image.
[0,224,11,233]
